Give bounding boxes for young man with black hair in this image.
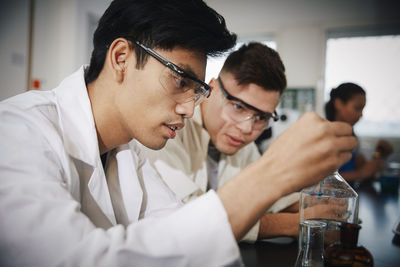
[0,0,356,266]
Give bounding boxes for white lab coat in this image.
[0,67,241,267]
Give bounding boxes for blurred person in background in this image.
[325,82,393,184]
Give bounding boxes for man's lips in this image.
[164,123,184,138]
[226,135,244,146]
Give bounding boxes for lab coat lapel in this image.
[155,161,201,200]
[192,107,213,192]
[114,144,144,223]
[106,145,143,225]
[55,67,116,227]
[161,107,211,199]
[73,157,114,228]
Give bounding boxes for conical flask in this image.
[299,171,359,248]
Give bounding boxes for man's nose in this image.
[175,100,195,118]
[236,117,253,134]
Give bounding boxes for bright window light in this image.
[325,35,400,137]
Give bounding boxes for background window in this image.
[324,35,400,138]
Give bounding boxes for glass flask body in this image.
[299,171,359,248]
[294,220,326,267]
[325,222,373,267]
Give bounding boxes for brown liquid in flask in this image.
[325,222,373,267]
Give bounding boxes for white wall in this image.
[0,0,110,101]
[75,0,111,67]
[0,0,30,100]
[205,0,400,114]
[1,0,400,106]
[31,0,109,92]
[30,0,78,91]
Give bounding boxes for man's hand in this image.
[303,202,349,221]
[261,112,357,195]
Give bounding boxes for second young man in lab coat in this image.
[138,43,302,241]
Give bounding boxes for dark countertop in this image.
[239,181,400,267]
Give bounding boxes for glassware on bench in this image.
[325,222,373,267]
[299,171,359,249]
[294,220,326,267]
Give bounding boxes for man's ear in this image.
[107,38,133,83]
[334,98,345,110]
[208,78,217,92]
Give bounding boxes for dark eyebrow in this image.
[218,77,279,122]
[218,77,267,114]
[177,64,201,81]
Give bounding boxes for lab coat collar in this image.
[175,106,211,198]
[188,106,210,147]
[55,66,100,167]
[191,106,205,129]
[54,66,117,226]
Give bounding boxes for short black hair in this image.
[221,42,286,94]
[325,82,366,121]
[85,0,237,84]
